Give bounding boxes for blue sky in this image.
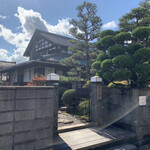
[0,0,141,63]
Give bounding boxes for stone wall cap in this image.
[0,86,55,90]
[91,76,102,82]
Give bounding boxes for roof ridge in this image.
[35,29,75,40]
[0,60,16,63]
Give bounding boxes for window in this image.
[45,67,55,79]
[23,69,30,82]
[34,39,52,52]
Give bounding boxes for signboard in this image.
[139,96,146,106]
[97,85,102,100]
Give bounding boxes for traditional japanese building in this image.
[0,61,16,82]
[0,29,73,85]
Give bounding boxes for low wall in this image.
[91,84,150,140]
[0,86,58,150]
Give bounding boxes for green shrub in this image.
[112,69,132,81]
[96,70,103,77]
[134,64,150,87]
[95,41,103,50]
[131,26,150,41]
[100,35,114,49]
[114,32,131,44]
[78,100,90,116]
[83,80,91,88]
[101,59,113,71]
[135,64,150,75]
[108,45,125,57]
[102,71,112,82]
[112,54,134,68]
[92,61,101,70]
[60,76,84,82]
[59,87,68,100]
[62,89,76,107]
[96,53,109,62]
[108,80,129,87]
[0,81,3,85]
[127,43,143,54]
[133,48,150,63]
[148,36,150,42]
[99,30,115,38]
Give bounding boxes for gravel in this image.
[58,111,85,127]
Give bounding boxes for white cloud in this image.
[14,7,71,36]
[0,25,29,48]
[0,15,7,19]
[0,49,9,61]
[9,48,28,63]
[102,21,117,29]
[0,7,72,63]
[46,18,72,37]
[14,7,49,36]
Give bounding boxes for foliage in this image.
[96,52,109,61]
[131,26,150,41]
[60,76,84,82]
[93,26,150,87]
[102,71,112,82]
[62,89,76,107]
[59,87,68,101]
[99,35,114,49]
[26,75,46,86]
[0,81,4,85]
[99,30,115,38]
[78,99,90,116]
[119,0,150,32]
[112,55,134,68]
[127,43,144,54]
[133,48,150,63]
[82,80,91,88]
[108,80,130,87]
[108,45,125,57]
[114,32,131,44]
[101,59,113,71]
[92,61,101,70]
[112,69,132,81]
[62,1,102,80]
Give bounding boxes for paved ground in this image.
[58,111,85,127]
[53,126,136,150]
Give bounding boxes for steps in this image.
[53,126,137,150]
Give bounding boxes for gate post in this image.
[90,76,103,126]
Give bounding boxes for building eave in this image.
[0,60,70,73]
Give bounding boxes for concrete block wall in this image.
[91,84,150,141]
[0,86,58,150]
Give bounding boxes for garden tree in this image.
[61,1,102,80]
[93,27,150,87]
[119,0,150,32]
[60,56,85,82]
[26,75,46,86]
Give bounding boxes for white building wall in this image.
[23,68,30,82]
[45,67,55,79]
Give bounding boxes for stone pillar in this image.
[90,76,103,126]
[46,73,60,135]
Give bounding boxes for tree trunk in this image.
[86,49,90,80]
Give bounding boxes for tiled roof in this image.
[40,31,74,47]
[24,29,74,57]
[0,61,16,68]
[0,60,68,73]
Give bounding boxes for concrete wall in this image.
[0,86,58,150]
[91,84,150,140]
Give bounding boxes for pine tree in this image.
[119,0,150,32]
[62,1,102,80]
